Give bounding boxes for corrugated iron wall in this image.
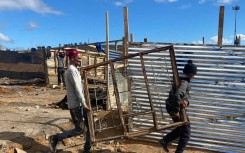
[128,43,245,153]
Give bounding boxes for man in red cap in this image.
[49,49,92,153]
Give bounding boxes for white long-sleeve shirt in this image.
[65,65,87,109]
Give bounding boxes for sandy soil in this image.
[0,84,215,153]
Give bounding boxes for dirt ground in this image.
[0,81,214,153]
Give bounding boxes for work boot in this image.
[82,150,92,153]
[159,139,169,153]
[48,135,58,153]
[82,146,91,153]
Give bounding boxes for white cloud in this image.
[216,0,237,5]
[192,40,203,44]
[210,36,218,43]
[155,0,177,3]
[210,36,233,44]
[180,4,191,9]
[198,0,238,5]
[0,0,62,15]
[27,21,38,30]
[0,33,13,42]
[222,39,233,44]
[114,0,134,6]
[125,0,134,3]
[198,0,207,4]
[237,34,245,40]
[114,1,124,6]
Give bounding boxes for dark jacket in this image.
[166,76,191,113]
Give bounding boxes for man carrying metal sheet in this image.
[159,60,197,153]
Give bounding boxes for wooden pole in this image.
[106,11,109,59]
[54,50,57,74]
[239,36,241,46]
[106,11,110,110]
[123,7,129,57]
[82,71,95,142]
[218,6,225,46]
[42,50,49,86]
[140,54,158,128]
[94,56,97,77]
[109,62,127,133]
[115,41,118,52]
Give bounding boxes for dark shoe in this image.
[159,139,169,153]
[48,135,58,153]
[82,146,91,153]
[82,149,92,153]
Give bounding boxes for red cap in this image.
[65,49,79,59]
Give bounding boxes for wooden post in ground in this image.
[124,7,129,57]
[54,50,57,74]
[42,50,49,86]
[106,11,111,110]
[82,71,95,142]
[218,6,225,46]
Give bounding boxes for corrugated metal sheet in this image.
[127,43,245,153]
[109,50,122,60]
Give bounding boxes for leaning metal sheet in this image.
[128,43,245,153]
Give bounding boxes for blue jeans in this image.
[163,103,191,153]
[56,106,91,150]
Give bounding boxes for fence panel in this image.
[128,43,245,153]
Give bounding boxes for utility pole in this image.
[232,5,240,46]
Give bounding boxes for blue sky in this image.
[0,0,244,50]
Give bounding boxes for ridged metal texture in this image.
[127,43,245,153]
[109,50,122,60]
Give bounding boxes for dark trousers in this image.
[56,106,91,150]
[163,104,191,153]
[57,67,65,85]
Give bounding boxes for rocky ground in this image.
[0,80,215,153]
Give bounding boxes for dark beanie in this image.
[183,60,197,75]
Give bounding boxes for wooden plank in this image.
[82,71,96,142]
[109,62,127,133]
[83,46,173,70]
[0,63,43,72]
[140,54,158,128]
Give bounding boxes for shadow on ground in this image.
[0,131,72,153]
